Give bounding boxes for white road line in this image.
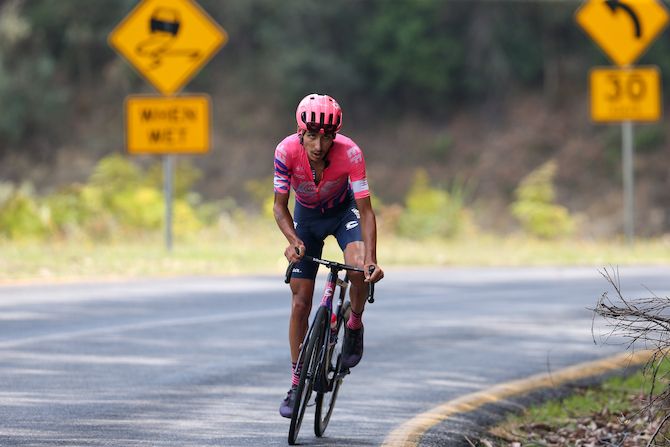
[0,308,287,349]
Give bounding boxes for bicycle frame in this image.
[285,254,374,444]
[316,266,349,392]
[294,261,350,394]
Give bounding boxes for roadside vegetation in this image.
[2,155,670,283]
[478,359,670,446]
[471,267,670,446]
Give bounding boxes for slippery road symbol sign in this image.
[135,7,201,69]
[109,0,228,95]
[575,0,669,67]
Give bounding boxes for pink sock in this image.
[291,362,301,387]
[347,309,363,330]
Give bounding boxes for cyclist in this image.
[273,93,384,418]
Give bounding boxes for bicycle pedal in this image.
[335,368,350,380]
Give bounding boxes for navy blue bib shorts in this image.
[291,192,362,280]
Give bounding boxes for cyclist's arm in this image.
[273,192,304,262]
[347,142,383,282]
[274,142,304,262]
[354,196,383,282]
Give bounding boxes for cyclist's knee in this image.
[291,292,312,318]
[344,241,364,266]
[348,270,365,285]
[289,278,314,319]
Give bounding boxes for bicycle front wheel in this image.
[288,307,328,445]
[314,301,350,437]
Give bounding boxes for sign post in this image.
[109,0,227,251]
[622,121,634,240]
[164,155,174,251]
[576,0,668,243]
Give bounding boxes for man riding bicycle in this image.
[273,94,384,418]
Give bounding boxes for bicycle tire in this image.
[314,301,350,437]
[288,307,328,445]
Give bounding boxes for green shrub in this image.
[110,186,164,231]
[511,161,575,239]
[44,185,90,238]
[53,155,208,240]
[0,183,48,240]
[173,198,202,235]
[0,154,223,241]
[397,169,469,239]
[89,153,143,195]
[195,197,238,226]
[145,159,203,198]
[86,155,203,237]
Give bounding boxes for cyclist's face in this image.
[301,130,335,163]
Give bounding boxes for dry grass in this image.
[2,222,670,284]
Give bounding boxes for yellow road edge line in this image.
[381,350,655,447]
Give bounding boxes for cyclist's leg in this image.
[288,278,316,362]
[334,203,367,368]
[288,217,324,374]
[342,241,366,313]
[288,205,324,361]
[333,202,366,314]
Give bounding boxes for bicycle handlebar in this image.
[284,255,376,303]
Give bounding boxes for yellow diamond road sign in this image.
[125,95,211,154]
[590,66,662,122]
[109,0,228,95]
[575,0,669,67]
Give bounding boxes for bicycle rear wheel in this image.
[314,301,350,437]
[288,307,327,445]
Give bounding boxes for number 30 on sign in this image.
[589,66,662,122]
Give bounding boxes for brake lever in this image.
[367,265,375,304]
[284,247,302,284]
[285,262,296,284]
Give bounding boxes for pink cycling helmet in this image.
[295,94,342,134]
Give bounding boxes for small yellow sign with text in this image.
[590,66,662,122]
[126,95,210,154]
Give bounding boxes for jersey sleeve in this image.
[347,145,370,200]
[273,143,291,195]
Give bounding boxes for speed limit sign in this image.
[589,66,662,122]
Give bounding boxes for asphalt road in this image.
[0,266,668,446]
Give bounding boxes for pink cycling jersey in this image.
[274,133,370,210]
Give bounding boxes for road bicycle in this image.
[284,255,375,445]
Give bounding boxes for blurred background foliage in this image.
[510,160,576,239]
[0,0,669,242]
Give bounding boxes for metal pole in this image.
[164,155,174,252]
[622,121,634,244]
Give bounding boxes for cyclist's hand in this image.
[285,242,305,263]
[364,263,384,283]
